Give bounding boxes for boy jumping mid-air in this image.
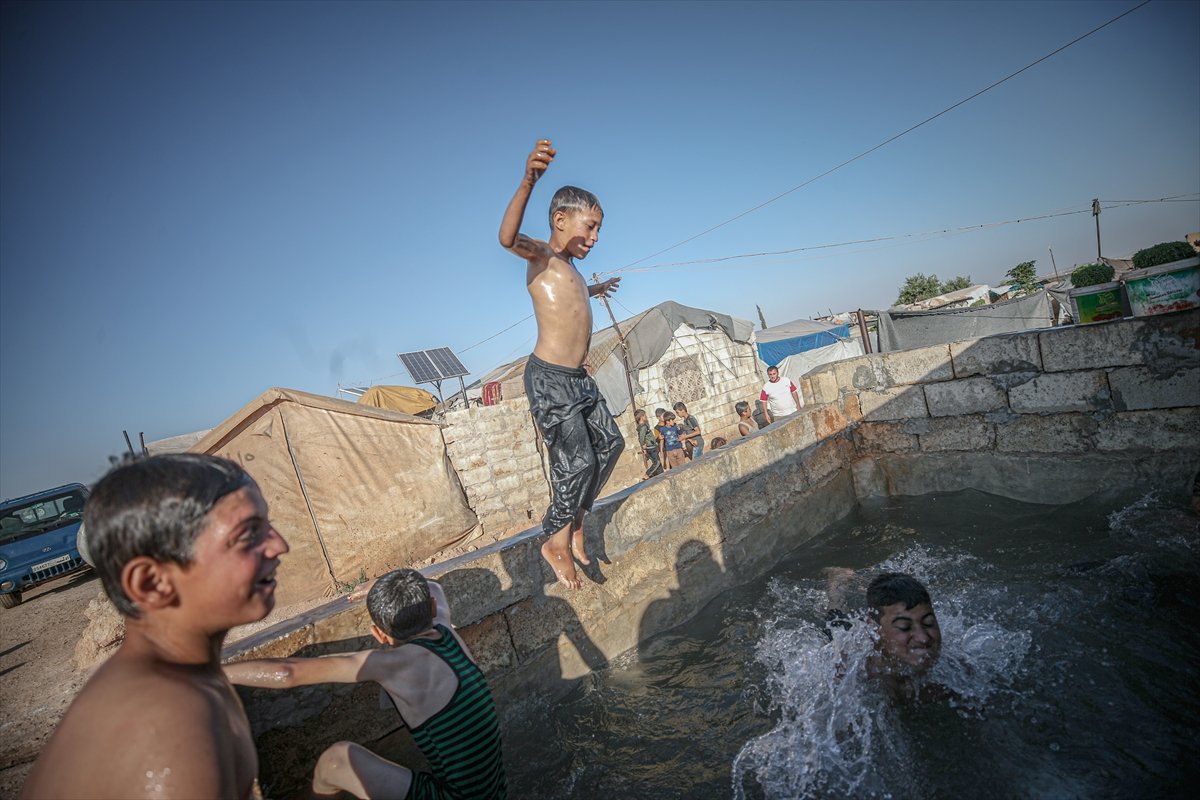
[225,568,506,800]
[499,139,624,589]
[22,454,290,800]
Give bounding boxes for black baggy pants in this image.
[524,354,625,535]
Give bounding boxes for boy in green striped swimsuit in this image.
[225,569,506,799]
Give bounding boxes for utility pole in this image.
[593,273,641,444]
[1048,246,1059,279]
[756,304,768,330]
[1092,198,1102,262]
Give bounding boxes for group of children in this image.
[634,402,717,479]
[23,141,945,799]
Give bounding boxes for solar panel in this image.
[398,351,442,384]
[397,347,470,385]
[426,347,469,379]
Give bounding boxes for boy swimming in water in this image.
[22,454,289,800]
[825,569,942,701]
[224,568,506,800]
[499,139,625,590]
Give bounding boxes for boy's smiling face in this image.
[876,600,941,671]
[172,485,289,632]
[555,207,603,260]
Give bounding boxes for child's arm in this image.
[428,579,453,627]
[588,276,621,297]
[224,651,372,689]
[499,139,556,261]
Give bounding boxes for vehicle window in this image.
[0,490,86,544]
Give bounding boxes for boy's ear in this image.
[121,556,179,611]
[370,623,397,646]
[552,209,567,231]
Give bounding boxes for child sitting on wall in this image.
[225,568,507,800]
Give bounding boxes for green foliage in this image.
[970,297,987,307]
[1132,241,1194,269]
[895,273,974,305]
[1005,260,1037,286]
[1070,262,1115,288]
[337,568,369,595]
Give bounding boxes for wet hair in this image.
[710,437,727,448]
[866,573,932,618]
[85,454,255,618]
[735,401,750,415]
[673,402,688,413]
[549,185,602,226]
[367,568,433,641]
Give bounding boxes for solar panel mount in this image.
[397,347,471,410]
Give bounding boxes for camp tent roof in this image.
[756,318,851,365]
[355,385,437,415]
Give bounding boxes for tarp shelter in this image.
[356,385,438,416]
[874,291,1054,352]
[756,319,856,365]
[463,301,757,416]
[191,388,478,608]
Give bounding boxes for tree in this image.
[941,275,972,292]
[1005,260,1037,286]
[895,273,944,305]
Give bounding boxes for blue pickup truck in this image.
[0,483,91,608]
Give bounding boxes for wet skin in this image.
[876,600,941,671]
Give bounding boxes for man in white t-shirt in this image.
[759,365,803,424]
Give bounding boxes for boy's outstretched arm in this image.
[428,579,453,627]
[588,276,621,297]
[224,651,371,689]
[500,139,556,261]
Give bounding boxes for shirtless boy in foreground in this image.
[22,454,289,799]
[225,569,506,799]
[825,569,943,702]
[500,139,624,589]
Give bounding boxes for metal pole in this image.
[1092,198,1102,261]
[1048,247,1059,279]
[593,273,641,444]
[856,309,873,355]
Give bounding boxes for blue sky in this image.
[2,0,1197,499]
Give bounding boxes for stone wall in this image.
[226,310,1200,797]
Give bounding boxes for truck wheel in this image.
[0,592,21,609]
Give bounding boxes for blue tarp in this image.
[756,320,851,366]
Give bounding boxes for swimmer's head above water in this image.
[866,572,941,672]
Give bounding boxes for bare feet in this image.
[571,528,591,566]
[541,538,582,590]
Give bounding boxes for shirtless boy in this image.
[825,569,943,702]
[22,454,289,799]
[500,139,624,589]
[225,568,506,800]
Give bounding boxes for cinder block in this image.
[917,416,996,451]
[859,386,928,421]
[951,333,1041,377]
[924,376,1008,417]
[994,413,1097,453]
[880,344,954,386]
[807,368,839,406]
[854,422,918,453]
[1109,366,1200,411]
[1095,408,1200,451]
[1009,370,1109,414]
[1038,312,1200,373]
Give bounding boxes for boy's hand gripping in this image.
[524,139,556,186]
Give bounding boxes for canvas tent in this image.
[874,291,1054,352]
[356,385,438,415]
[461,301,756,416]
[755,318,865,383]
[191,388,477,607]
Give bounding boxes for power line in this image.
[459,313,535,354]
[604,194,1196,276]
[613,0,1154,272]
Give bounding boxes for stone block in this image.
[457,466,492,489]
[854,422,918,453]
[833,356,882,391]
[811,405,849,441]
[951,333,1042,377]
[1108,366,1200,411]
[1095,408,1200,452]
[916,416,995,451]
[801,437,853,486]
[457,613,516,675]
[807,369,839,406]
[924,376,1008,417]
[859,386,928,421]
[1009,370,1109,414]
[994,413,1097,453]
[1039,312,1200,373]
[493,474,523,494]
[880,344,954,386]
[843,393,863,422]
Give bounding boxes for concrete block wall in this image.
[442,396,550,535]
[226,310,1200,797]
